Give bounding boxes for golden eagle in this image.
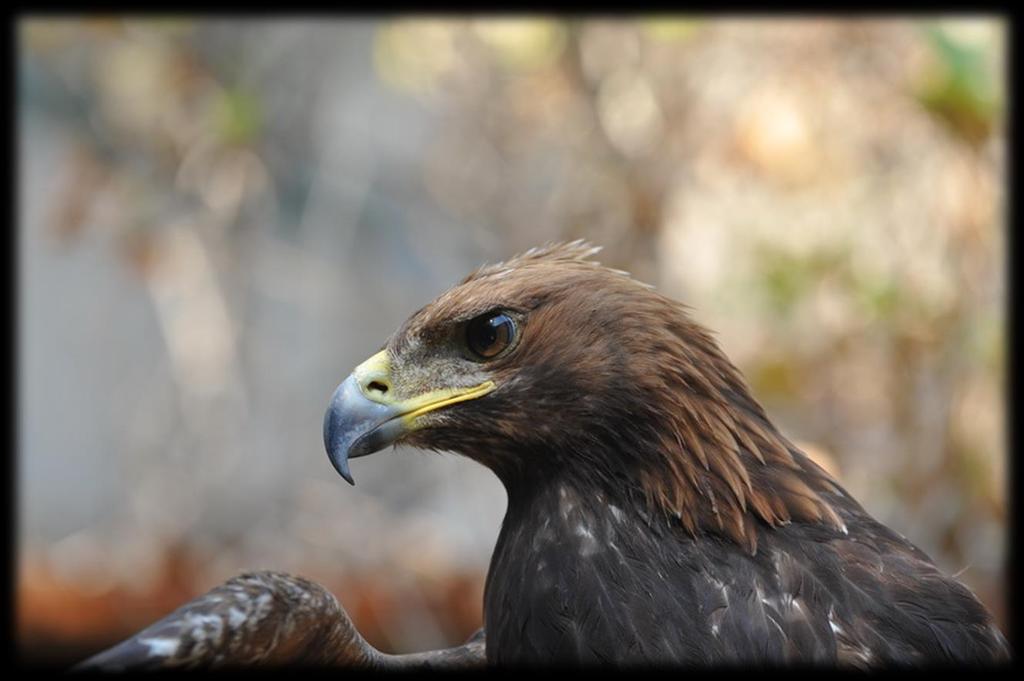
[81,242,1007,668]
[322,241,1007,666]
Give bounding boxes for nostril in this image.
[367,380,389,395]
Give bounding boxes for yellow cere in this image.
[353,349,495,424]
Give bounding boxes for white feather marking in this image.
[828,606,843,635]
[228,607,248,628]
[184,613,224,646]
[248,592,274,623]
[575,523,599,556]
[140,637,180,657]
[557,485,576,520]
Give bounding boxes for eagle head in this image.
[323,241,844,552]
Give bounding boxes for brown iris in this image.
[466,311,516,360]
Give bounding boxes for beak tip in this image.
[329,450,356,485]
[324,374,397,487]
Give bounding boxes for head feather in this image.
[401,242,846,554]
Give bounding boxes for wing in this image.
[75,571,486,670]
[757,498,1011,666]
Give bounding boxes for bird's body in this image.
[486,474,1004,665]
[80,241,1010,670]
[322,241,1009,666]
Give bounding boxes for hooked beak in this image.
[323,350,494,485]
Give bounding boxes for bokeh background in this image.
[16,16,1007,666]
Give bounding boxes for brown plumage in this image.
[82,241,1009,669]
[326,241,1007,665]
[76,572,486,670]
[401,241,844,554]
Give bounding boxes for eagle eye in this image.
[466,311,516,360]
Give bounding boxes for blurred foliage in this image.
[215,87,262,145]
[916,21,1003,145]
[17,16,1006,665]
[640,18,704,42]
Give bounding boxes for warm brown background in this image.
[17,16,1007,666]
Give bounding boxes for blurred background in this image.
[16,16,1007,666]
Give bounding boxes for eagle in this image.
[321,241,1008,666]
[79,241,1007,669]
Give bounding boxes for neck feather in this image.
[501,310,847,555]
[635,318,847,553]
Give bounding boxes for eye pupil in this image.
[467,312,515,359]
